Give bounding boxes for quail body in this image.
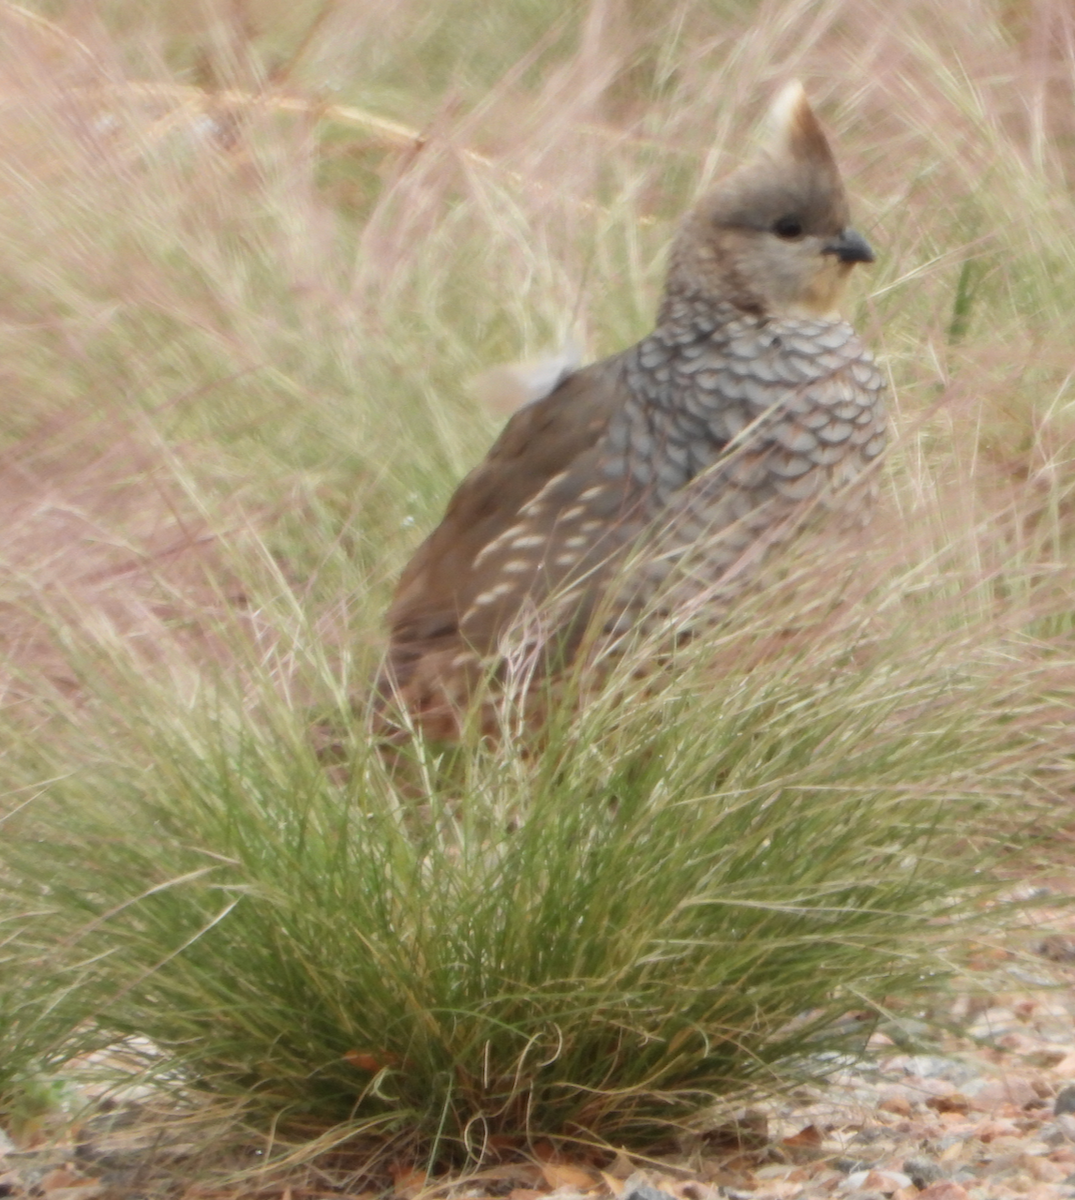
[379,83,886,739]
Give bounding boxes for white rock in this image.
[844,1170,912,1193]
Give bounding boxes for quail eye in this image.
[772,216,804,239]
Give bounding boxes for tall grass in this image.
[1,0,1074,1170]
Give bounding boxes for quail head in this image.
[378,82,885,740]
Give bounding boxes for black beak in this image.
[823,228,875,264]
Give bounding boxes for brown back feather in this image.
[383,355,628,690]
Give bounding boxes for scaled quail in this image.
[378,83,886,740]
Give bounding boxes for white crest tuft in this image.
[762,80,838,171]
[768,80,808,139]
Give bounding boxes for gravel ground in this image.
[4,937,1075,1200]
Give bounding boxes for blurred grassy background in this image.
[1,0,1074,1175]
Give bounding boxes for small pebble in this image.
[1039,936,1075,963]
[904,1159,947,1189]
[949,1170,979,1184]
[844,1170,911,1193]
[623,1187,677,1200]
[1056,1085,1075,1116]
[904,1056,981,1084]
[967,1007,1020,1041]
[915,1184,970,1200]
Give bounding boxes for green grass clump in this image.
[0,580,1052,1155]
[1,0,1074,1170]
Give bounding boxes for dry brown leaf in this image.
[344,1049,400,1072]
[701,1110,769,1152]
[756,1184,802,1200]
[783,1124,823,1147]
[720,1157,761,1176]
[40,1171,86,1190]
[704,1169,751,1189]
[388,1164,428,1199]
[781,1123,826,1163]
[509,1190,548,1200]
[603,1154,636,1181]
[926,1093,970,1114]
[540,1163,600,1192]
[474,1166,545,1188]
[916,1185,970,1200]
[651,1176,689,1197]
[40,1169,104,1196]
